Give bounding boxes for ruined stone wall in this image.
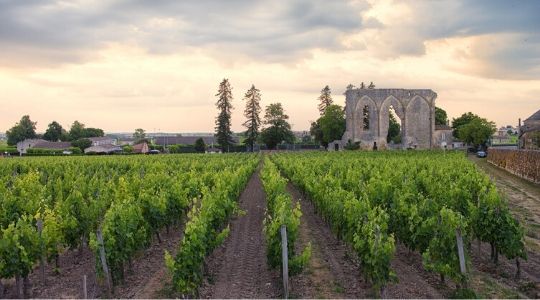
[342,88,437,149]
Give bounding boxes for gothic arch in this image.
[341,88,436,149]
[405,95,432,148]
[353,95,379,142]
[380,95,406,146]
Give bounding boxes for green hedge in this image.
[0,146,19,155]
[26,147,82,156]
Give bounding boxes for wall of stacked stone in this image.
[487,149,540,184]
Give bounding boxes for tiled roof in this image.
[88,137,114,142]
[33,141,72,149]
[525,109,540,121]
[84,144,122,153]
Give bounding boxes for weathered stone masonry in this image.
[341,88,438,149]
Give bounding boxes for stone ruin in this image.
[338,88,451,150]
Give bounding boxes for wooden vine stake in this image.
[455,228,467,288]
[96,228,112,296]
[280,225,289,299]
[82,275,87,299]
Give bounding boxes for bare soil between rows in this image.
[199,168,281,299]
[286,182,446,299]
[1,222,185,299]
[469,155,540,298]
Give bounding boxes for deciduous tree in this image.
[133,128,146,143]
[456,117,496,148]
[319,104,345,147]
[71,138,92,152]
[194,138,206,153]
[6,115,37,145]
[261,103,294,149]
[451,112,477,138]
[43,121,65,142]
[435,107,448,126]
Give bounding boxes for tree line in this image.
[214,79,295,151]
[5,82,496,152]
[5,117,105,151]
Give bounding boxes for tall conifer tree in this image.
[242,84,262,152]
[317,85,333,115]
[215,79,234,152]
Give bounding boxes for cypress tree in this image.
[215,79,234,152]
[317,85,333,115]
[242,84,262,152]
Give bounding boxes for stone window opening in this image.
[363,105,370,130]
[387,105,402,144]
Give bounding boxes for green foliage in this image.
[317,85,333,115]
[319,104,346,146]
[43,121,65,142]
[260,103,294,149]
[26,147,77,156]
[68,121,104,141]
[215,78,234,151]
[451,112,477,135]
[271,154,396,293]
[122,145,134,154]
[168,155,259,296]
[6,115,37,145]
[387,113,401,143]
[133,128,146,143]
[310,119,324,147]
[451,288,477,299]
[456,118,496,148]
[422,208,468,283]
[0,216,40,278]
[71,138,92,151]
[0,153,259,291]
[68,121,86,141]
[37,208,64,263]
[168,144,196,153]
[93,177,150,283]
[194,138,206,153]
[260,158,310,274]
[0,146,18,155]
[242,85,262,151]
[270,151,526,292]
[435,107,448,126]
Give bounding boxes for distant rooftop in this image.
[525,109,540,121]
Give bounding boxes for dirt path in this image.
[1,223,185,299]
[286,183,370,298]
[470,156,540,251]
[199,169,281,299]
[469,155,540,298]
[286,182,444,299]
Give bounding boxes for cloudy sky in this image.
[1,0,539,133]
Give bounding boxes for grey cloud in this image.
[0,0,367,66]
[368,0,540,79]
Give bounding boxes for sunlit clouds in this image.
[1,0,539,132]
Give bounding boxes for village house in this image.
[154,135,239,147]
[84,143,122,154]
[519,109,540,150]
[88,136,117,146]
[132,142,149,154]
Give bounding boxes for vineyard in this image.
[0,151,538,298]
[271,151,532,297]
[0,154,258,298]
